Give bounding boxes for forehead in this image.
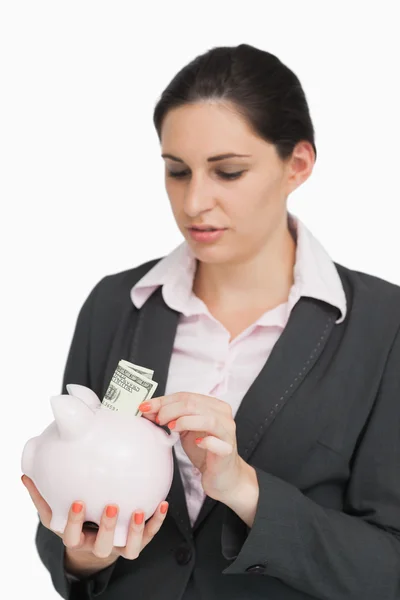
[160,101,271,159]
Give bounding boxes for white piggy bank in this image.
[21,383,179,546]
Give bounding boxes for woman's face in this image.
[160,101,313,265]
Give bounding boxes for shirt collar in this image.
[130,212,347,325]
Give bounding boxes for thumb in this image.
[21,475,53,529]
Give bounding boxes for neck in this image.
[192,216,297,311]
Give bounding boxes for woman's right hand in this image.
[21,474,169,573]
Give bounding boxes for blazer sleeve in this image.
[221,325,400,600]
[34,276,119,599]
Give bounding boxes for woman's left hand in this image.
[138,392,245,502]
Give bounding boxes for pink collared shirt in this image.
[131,213,347,527]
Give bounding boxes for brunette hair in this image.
[153,43,317,163]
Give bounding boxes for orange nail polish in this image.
[106,505,118,518]
[155,416,161,424]
[168,420,177,430]
[72,502,83,514]
[134,511,144,525]
[195,437,203,444]
[139,402,151,412]
[160,502,168,514]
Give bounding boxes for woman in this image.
[22,43,400,600]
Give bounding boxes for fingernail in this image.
[195,437,203,444]
[168,420,177,430]
[106,505,118,518]
[160,502,168,515]
[139,402,151,412]
[155,416,160,424]
[72,502,83,514]
[134,511,144,525]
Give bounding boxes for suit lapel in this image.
[127,289,193,541]
[192,297,339,531]
[125,287,340,539]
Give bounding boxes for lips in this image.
[187,228,227,243]
[189,227,226,231]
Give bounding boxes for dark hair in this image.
[153,43,317,164]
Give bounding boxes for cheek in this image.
[233,197,282,245]
[166,189,183,218]
[249,177,284,219]
[230,192,272,227]
[233,175,275,217]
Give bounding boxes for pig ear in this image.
[50,394,95,441]
[66,384,101,409]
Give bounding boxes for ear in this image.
[50,394,95,441]
[66,383,101,409]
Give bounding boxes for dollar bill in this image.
[118,359,154,380]
[101,360,158,415]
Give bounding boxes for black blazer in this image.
[34,257,400,600]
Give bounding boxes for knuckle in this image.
[70,517,83,529]
[101,519,115,533]
[209,414,217,429]
[145,526,158,539]
[92,548,110,559]
[187,396,197,413]
[129,521,143,534]
[68,542,82,551]
[179,391,191,404]
[224,402,233,416]
[125,550,140,560]
[71,512,83,522]
[129,525,141,536]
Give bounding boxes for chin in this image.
[187,242,235,264]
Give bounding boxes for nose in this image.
[182,175,217,218]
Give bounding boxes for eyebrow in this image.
[161,152,252,163]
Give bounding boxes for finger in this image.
[21,475,52,527]
[141,502,169,549]
[120,510,145,560]
[139,412,158,423]
[140,392,224,416]
[138,395,169,414]
[151,396,230,426]
[92,505,119,559]
[196,436,233,456]
[63,502,86,549]
[168,414,233,447]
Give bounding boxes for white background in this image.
[1,1,399,597]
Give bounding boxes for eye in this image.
[167,170,245,180]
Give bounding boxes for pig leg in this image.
[113,522,129,547]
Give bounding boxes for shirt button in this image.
[245,564,266,574]
[175,546,193,565]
